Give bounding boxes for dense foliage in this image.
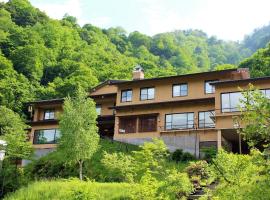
[4,180,136,200]
[58,88,99,180]
[0,106,33,197]
[1,0,270,116]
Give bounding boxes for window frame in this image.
[138,115,157,132]
[205,80,218,94]
[96,104,101,115]
[33,129,60,144]
[172,83,188,97]
[118,116,137,134]
[221,91,245,113]
[43,109,55,120]
[121,89,133,102]
[165,112,194,130]
[140,87,155,101]
[198,110,215,128]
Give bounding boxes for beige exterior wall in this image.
[90,84,118,96]
[214,79,270,129]
[30,123,59,149]
[114,100,215,140]
[33,104,62,121]
[116,71,236,106]
[92,95,116,116]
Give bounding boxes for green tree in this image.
[239,43,270,77]
[0,106,33,160]
[58,88,99,180]
[237,85,270,148]
[214,64,237,70]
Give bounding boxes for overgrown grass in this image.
[4,179,136,200]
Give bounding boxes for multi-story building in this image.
[26,67,270,158]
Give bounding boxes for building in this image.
[26,67,270,158]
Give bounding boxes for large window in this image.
[221,92,245,112]
[44,109,55,120]
[199,111,215,128]
[205,80,217,94]
[121,90,132,102]
[96,105,101,115]
[33,129,60,144]
[139,115,157,132]
[173,84,188,97]
[140,87,155,100]
[119,117,137,133]
[165,112,194,130]
[261,89,270,98]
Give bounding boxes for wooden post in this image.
[217,130,222,150]
[239,132,242,154]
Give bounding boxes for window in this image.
[119,117,137,133]
[173,84,188,97]
[165,113,194,130]
[199,111,215,128]
[44,109,55,120]
[139,115,157,132]
[140,87,155,100]
[33,129,60,144]
[96,105,101,115]
[121,90,132,102]
[221,92,245,112]
[205,80,217,94]
[261,89,270,99]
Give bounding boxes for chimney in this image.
[132,65,144,80]
[231,68,250,80]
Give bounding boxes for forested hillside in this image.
[0,0,270,114]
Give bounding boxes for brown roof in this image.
[89,79,126,93]
[26,98,64,105]
[111,97,215,110]
[210,76,270,85]
[110,68,241,85]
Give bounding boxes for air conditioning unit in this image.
[119,129,125,133]
[28,105,33,113]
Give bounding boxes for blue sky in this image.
[3,0,270,41]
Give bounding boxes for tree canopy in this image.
[0,0,269,115]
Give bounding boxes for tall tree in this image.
[58,88,99,180]
[237,85,270,149]
[0,106,33,160]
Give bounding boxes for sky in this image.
[2,0,270,41]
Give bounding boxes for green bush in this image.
[182,152,195,162]
[208,149,270,200]
[4,179,136,200]
[101,152,135,182]
[171,149,195,162]
[200,146,217,161]
[185,160,211,181]
[0,160,30,198]
[25,139,138,181]
[171,149,183,162]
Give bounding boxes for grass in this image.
[4,179,136,200]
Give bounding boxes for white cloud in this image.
[32,0,86,25]
[137,0,270,40]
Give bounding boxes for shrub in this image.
[160,169,194,199]
[101,152,135,182]
[171,149,195,162]
[171,149,183,162]
[24,139,138,181]
[200,146,217,161]
[208,149,270,199]
[185,160,210,180]
[182,152,195,162]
